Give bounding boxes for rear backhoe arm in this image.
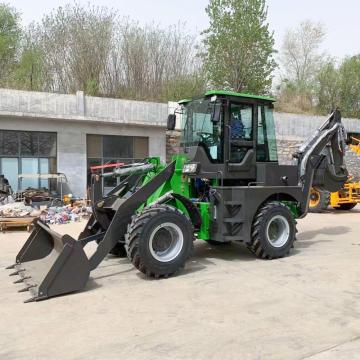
[294,109,348,215]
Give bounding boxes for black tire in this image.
[206,240,231,246]
[126,204,194,277]
[308,188,329,213]
[333,203,357,211]
[96,236,127,258]
[248,201,296,259]
[109,241,127,257]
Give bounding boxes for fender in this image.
[152,191,202,230]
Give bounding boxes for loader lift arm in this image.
[7,160,176,302]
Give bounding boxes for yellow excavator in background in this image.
[310,137,360,212]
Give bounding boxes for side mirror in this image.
[211,103,222,123]
[167,114,176,130]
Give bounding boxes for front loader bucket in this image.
[8,220,90,302]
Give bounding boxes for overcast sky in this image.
[8,0,360,60]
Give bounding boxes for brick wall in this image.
[166,130,182,163]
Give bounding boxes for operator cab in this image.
[169,90,298,186]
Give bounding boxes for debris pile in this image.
[0,175,12,205]
[13,187,52,203]
[0,195,13,206]
[39,203,92,225]
[0,200,92,224]
[0,202,36,218]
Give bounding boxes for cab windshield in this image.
[180,98,223,162]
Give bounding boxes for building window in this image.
[86,135,149,193]
[0,130,57,192]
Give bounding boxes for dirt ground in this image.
[1,209,360,360]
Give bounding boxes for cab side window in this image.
[257,105,278,162]
[230,104,253,141]
[229,104,253,163]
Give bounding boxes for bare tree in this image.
[281,20,325,91]
[103,20,203,101]
[6,3,204,102]
[38,4,116,95]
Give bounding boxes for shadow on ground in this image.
[80,225,352,285]
[297,226,351,241]
[177,241,256,277]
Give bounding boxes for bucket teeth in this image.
[13,277,31,284]
[18,285,36,293]
[6,263,17,270]
[9,219,92,302]
[9,269,25,276]
[24,297,37,303]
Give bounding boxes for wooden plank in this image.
[0,217,36,223]
[0,221,34,233]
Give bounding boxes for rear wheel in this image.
[333,203,357,211]
[308,188,329,213]
[126,205,194,277]
[248,201,296,259]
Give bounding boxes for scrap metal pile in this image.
[13,187,52,204]
[0,175,12,205]
[0,175,92,227]
[38,203,92,224]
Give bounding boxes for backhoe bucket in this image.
[8,220,90,302]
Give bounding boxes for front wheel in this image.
[126,205,194,277]
[248,201,296,259]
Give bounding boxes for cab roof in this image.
[178,90,275,104]
[205,90,275,102]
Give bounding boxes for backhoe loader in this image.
[309,137,360,212]
[7,90,348,302]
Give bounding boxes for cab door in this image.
[227,102,256,176]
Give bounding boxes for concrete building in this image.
[0,89,167,198]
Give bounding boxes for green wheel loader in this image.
[7,91,348,302]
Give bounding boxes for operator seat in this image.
[230,112,248,163]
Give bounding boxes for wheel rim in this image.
[149,222,184,262]
[309,189,320,208]
[266,215,290,248]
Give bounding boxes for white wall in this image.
[0,117,166,198]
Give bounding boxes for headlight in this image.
[182,163,198,174]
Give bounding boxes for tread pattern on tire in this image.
[248,201,297,260]
[309,190,330,213]
[126,204,194,278]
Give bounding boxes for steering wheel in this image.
[198,132,216,146]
